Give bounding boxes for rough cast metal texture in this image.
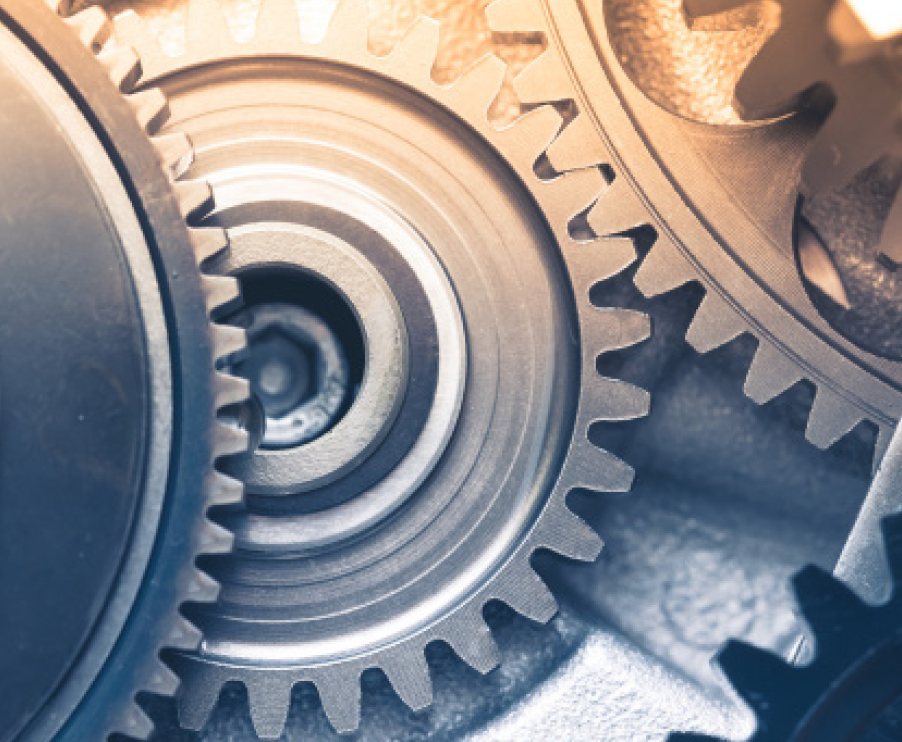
[670,511,902,741]
[107,0,662,738]
[0,2,249,739]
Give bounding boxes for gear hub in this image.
[116,0,652,736]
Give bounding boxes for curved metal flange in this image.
[114,0,651,736]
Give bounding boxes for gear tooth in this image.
[246,679,292,739]
[445,611,501,674]
[513,49,571,107]
[175,179,214,222]
[214,420,250,459]
[493,561,558,623]
[792,566,866,636]
[207,469,244,506]
[566,237,637,295]
[585,307,650,355]
[633,236,696,297]
[128,88,170,135]
[185,570,221,602]
[685,292,746,353]
[542,166,606,223]
[65,7,111,50]
[800,93,901,195]
[211,324,248,365]
[388,17,440,83]
[588,175,652,238]
[716,640,793,714]
[191,227,230,265]
[215,371,251,409]
[322,0,370,58]
[167,616,204,652]
[97,45,142,92]
[743,341,806,404]
[153,132,195,179]
[382,650,434,712]
[585,377,650,422]
[535,500,603,562]
[199,518,235,555]
[113,11,168,80]
[560,442,635,494]
[805,389,864,449]
[485,0,544,36]
[186,0,234,58]
[203,274,242,317]
[176,665,224,731]
[316,669,362,734]
[116,703,154,740]
[147,662,182,696]
[254,0,303,48]
[734,6,826,121]
[547,115,609,174]
[446,54,506,122]
[507,105,563,169]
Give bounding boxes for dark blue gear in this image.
[671,513,902,741]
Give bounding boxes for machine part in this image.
[669,511,902,741]
[0,1,248,739]
[233,302,351,449]
[486,0,902,457]
[683,0,902,266]
[114,0,651,736]
[223,224,410,502]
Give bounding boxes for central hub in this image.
[236,303,350,448]
[224,223,411,510]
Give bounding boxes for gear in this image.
[669,511,902,741]
[0,1,247,739]
[683,0,902,265]
[486,0,902,461]
[113,0,651,736]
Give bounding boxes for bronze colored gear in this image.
[486,0,902,463]
[113,0,651,736]
[684,0,902,265]
[2,2,249,739]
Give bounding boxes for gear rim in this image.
[115,0,651,736]
[1,2,250,739]
[486,0,902,464]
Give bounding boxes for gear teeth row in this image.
[685,0,902,264]
[488,0,899,463]
[670,513,902,741]
[52,2,250,739]
[113,0,651,736]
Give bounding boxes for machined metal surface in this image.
[111,0,656,737]
[5,0,897,740]
[0,2,248,739]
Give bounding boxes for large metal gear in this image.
[112,0,652,736]
[481,0,902,599]
[486,0,902,456]
[669,510,902,741]
[0,1,247,739]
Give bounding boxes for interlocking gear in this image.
[669,511,902,741]
[0,2,247,739]
[113,0,652,736]
[486,0,902,460]
[684,0,902,266]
